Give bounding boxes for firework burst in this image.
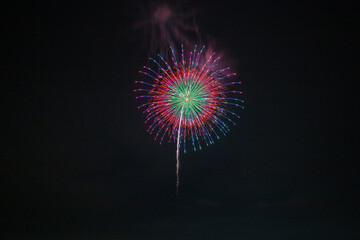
[134,45,244,195]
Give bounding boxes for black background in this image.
[3,1,359,239]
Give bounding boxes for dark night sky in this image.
[3,1,359,239]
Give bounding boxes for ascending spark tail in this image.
[176,108,184,197]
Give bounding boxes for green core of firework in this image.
[166,76,210,121]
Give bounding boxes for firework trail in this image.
[134,45,244,195]
[176,108,184,196]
